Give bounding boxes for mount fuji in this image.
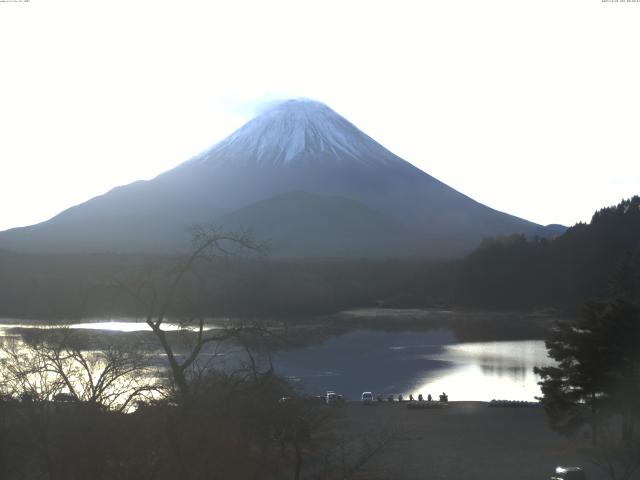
[0,99,557,257]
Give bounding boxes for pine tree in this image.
[535,252,640,445]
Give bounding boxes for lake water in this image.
[270,329,554,402]
[0,318,555,402]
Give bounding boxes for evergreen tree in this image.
[534,301,612,444]
[535,252,640,445]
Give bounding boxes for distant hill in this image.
[0,99,553,257]
[219,191,424,257]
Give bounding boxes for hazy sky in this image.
[1,0,639,232]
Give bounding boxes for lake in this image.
[270,329,554,401]
[0,314,555,402]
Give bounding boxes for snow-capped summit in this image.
[191,99,399,168]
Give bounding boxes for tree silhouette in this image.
[113,224,266,400]
[535,252,640,445]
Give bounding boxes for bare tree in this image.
[0,330,164,480]
[112,224,265,400]
[0,329,161,412]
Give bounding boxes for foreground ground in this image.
[333,401,605,480]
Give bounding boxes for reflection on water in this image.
[414,341,555,401]
[271,332,555,401]
[71,321,220,332]
[0,319,220,333]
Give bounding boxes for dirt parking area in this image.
[332,401,604,480]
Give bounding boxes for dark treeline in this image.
[0,196,638,320]
[0,252,441,320]
[453,196,640,311]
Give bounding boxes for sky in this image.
[0,0,639,232]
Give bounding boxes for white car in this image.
[361,392,374,405]
[326,391,338,405]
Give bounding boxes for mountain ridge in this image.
[0,99,559,257]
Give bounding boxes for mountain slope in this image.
[219,191,425,257]
[0,99,546,256]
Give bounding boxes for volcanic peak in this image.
[190,98,398,168]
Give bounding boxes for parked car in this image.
[326,391,339,405]
[361,392,374,405]
[325,391,346,405]
[551,466,586,480]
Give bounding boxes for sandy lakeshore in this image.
[332,401,606,480]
